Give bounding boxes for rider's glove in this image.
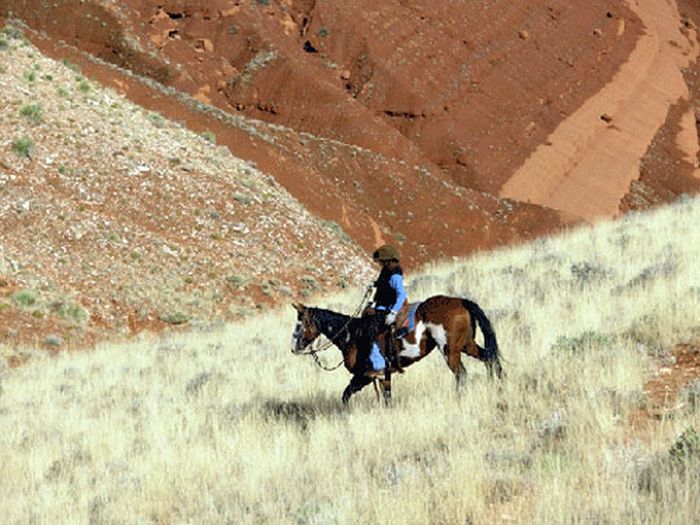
[385,310,397,325]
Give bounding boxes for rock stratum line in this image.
[501,0,699,220]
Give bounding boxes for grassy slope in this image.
[0,198,699,523]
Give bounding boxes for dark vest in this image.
[373,266,403,309]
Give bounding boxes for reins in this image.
[298,287,373,371]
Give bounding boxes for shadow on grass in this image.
[259,394,349,430]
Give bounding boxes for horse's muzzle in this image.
[290,337,303,354]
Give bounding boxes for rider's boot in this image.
[386,327,404,373]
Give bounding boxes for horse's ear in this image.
[292,302,304,312]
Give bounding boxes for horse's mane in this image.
[310,307,373,343]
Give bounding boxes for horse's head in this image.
[291,303,321,353]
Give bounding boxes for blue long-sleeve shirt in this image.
[383,273,406,313]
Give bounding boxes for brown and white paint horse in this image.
[291,295,503,404]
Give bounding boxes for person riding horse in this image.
[365,244,407,378]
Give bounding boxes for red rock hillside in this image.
[0,0,698,348]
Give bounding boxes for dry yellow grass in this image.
[1,197,699,524]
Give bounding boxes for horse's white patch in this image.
[398,320,424,359]
[426,322,447,351]
[345,332,350,343]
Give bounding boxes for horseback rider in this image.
[365,244,407,377]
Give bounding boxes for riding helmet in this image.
[373,244,400,262]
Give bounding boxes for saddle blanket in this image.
[396,302,421,338]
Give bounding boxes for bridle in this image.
[293,287,373,371]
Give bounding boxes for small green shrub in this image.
[322,220,352,243]
[24,70,36,82]
[669,428,700,465]
[201,130,216,143]
[78,80,91,93]
[0,38,8,51]
[12,290,37,308]
[317,27,330,37]
[12,136,35,159]
[2,25,23,40]
[58,303,88,322]
[19,104,43,125]
[550,331,612,356]
[61,59,80,72]
[226,274,246,287]
[299,275,320,292]
[639,427,700,494]
[233,193,253,205]
[148,112,165,128]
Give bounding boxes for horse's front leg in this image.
[342,374,372,404]
[381,371,392,406]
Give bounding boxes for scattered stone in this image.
[230,223,250,234]
[593,28,603,37]
[518,30,529,40]
[44,334,63,347]
[129,163,151,176]
[159,312,191,325]
[600,113,613,123]
[195,38,214,53]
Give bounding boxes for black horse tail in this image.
[462,299,504,379]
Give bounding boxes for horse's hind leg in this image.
[471,343,503,380]
[438,343,467,389]
[342,374,372,404]
[455,362,467,389]
[486,355,504,380]
[446,332,467,389]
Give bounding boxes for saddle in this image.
[394,302,420,339]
